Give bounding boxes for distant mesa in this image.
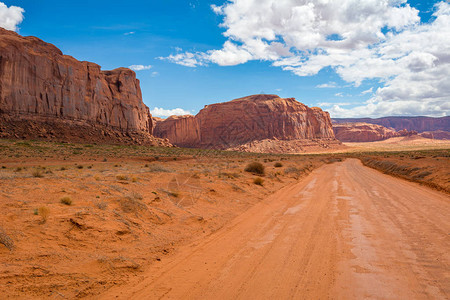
[0,28,170,146]
[333,122,418,142]
[153,94,341,153]
[333,116,449,133]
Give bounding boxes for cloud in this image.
[318,102,351,107]
[316,82,337,88]
[151,107,192,118]
[124,31,135,36]
[334,92,344,97]
[0,2,24,32]
[160,52,207,67]
[164,0,450,117]
[361,87,373,95]
[129,64,152,71]
[151,71,159,77]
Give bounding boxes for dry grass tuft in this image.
[32,169,44,178]
[60,196,72,206]
[253,177,264,186]
[120,195,146,213]
[38,206,50,223]
[116,174,128,181]
[245,162,265,175]
[0,226,14,251]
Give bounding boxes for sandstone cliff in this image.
[333,122,419,142]
[333,116,449,132]
[419,130,450,140]
[0,28,167,145]
[154,94,338,152]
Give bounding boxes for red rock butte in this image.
[332,122,417,142]
[154,94,339,152]
[0,28,169,145]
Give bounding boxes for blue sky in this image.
[1,0,448,118]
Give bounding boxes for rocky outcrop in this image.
[333,122,418,142]
[0,28,167,145]
[333,116,450,132]
[333,123,399,142]
[154,94,338,152]
[153,115,200,147]
[419,130,450,140]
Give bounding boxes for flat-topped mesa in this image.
[332,122,418,142]
[0,28,165,145]
[154,94,337,152]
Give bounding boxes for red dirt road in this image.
[101,159,449,299]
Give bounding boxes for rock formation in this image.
[333,123,400,142]
[419,130,450,140]
[154,94,339,152]
[333,122,419,142]
[333,116,449,132]
[0,28,168,145]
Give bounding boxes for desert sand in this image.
[100,159,449,299]
[0,140,449,298]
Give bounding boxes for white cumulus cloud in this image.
[151,107,192,118]
[0,2,24,32]
[164,0,450,117]
[129,64,152,71]
[316,82,337,88]
[361,87,373,95]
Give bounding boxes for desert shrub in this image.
[120,196,146,213]
[0,226,14,251]
[32,170,44,178]
[274,162,283,168]
[38,206,50,223]
[60,166,67,171]
[244,162,265,175]
[116,174,128,181]
[76,165,83,169]
[130,192,143,200]
[219,172,240,179]
[148,165,172,173]
[95,200,108,210]
[60,196,72,206]
[253,177,264,186]
[284,166,300,175]
[15,167,22,172]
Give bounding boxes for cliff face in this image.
[154,94,337,151]
[153,115,200,147]
[333,123,400,142]
[0,28,162,145]
[333,116,450,132]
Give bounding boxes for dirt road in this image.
[101,159,449,299]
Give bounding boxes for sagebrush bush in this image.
[32,170,44,178]
[245,162,265,175]
[116,174,128,181]
[0,226,14,251]
[253,177,264,186]
[274,162,283,168]
[60,196,72,206]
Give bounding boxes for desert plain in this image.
[0,137,448,299]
